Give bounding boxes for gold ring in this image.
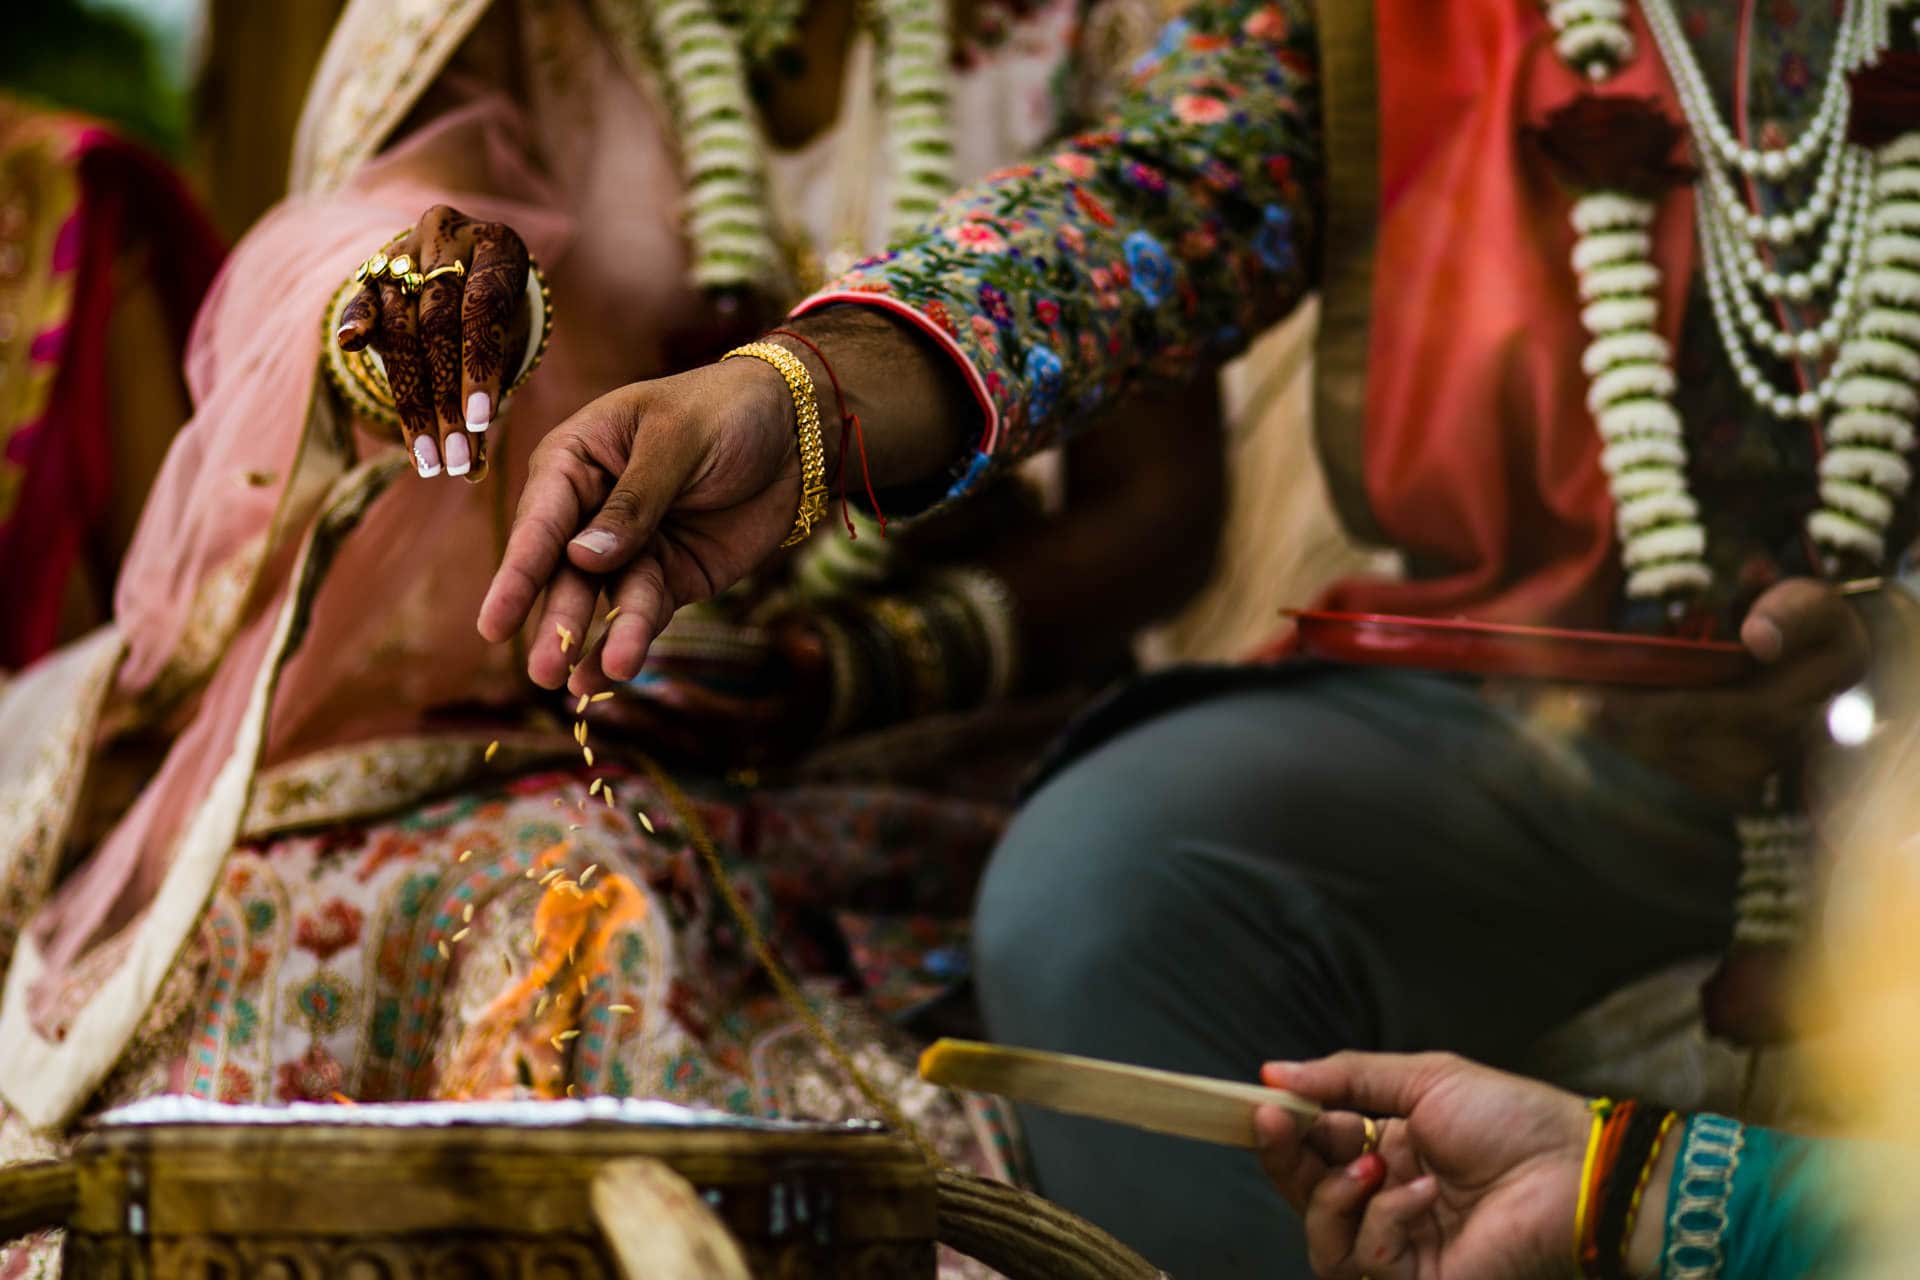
[1360,1116,1380,1157]
[354,251,390,285]
[421,261,467,284]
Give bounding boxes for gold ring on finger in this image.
[354,251,390,284]
[1360,1116,1380,1157]
[421,261,466,284]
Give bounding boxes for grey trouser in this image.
[973,668,1737,1279]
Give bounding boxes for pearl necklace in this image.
[1642,0,1887,427]
[1549,0,1920,598]
[1540,1,1920,948]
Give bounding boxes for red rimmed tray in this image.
[1287,610,1753,687]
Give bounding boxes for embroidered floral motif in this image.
[294,898,364,960]
[804,0,1321,490]
[217,1062,254,1104]
[288,968,356,1035]
[277,1043,347,1102]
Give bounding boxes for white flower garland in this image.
[1542,0,1637,81]
[1562,13,1920,599]
[625,0,954,292]
[1554,3,1920,949]
[1571,191,1716,598]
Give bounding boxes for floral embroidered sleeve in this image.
[790,0,1322,508]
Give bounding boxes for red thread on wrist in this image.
[768,328,887,539]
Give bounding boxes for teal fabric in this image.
[1662,1116,1853,1279]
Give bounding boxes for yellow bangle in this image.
[1618,1111,1678,1270]
[1572,1097,1613,1275]
[723,340,829,548]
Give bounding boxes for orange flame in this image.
[439,841,647,1099]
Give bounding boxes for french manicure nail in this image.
[445,432,472,476]
[572,529,617,555]
[413,435,442,478]
[335,324,356,346]
[466,391,492,433]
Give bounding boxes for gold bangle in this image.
[868,597,947,717]
[322,258,554,430]
[722,341,828,548]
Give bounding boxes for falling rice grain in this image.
[567,823,582,832]
[578,975,590,996]
[536,994,550,1017]
[451,927,471,943]
[602,789,617,810]
[581,864,598,884]
[590,691,615,703]
[458,849,475,863]
[550,1035,565,1052]
[609,1004,635,1015]
[606,607,622,621]
[567,1084,579,1098]
[576,693,589,715]
[463,903,475,922]
[541,869,564,885]
[556,623,574,652]
[589,778,603,796]
[558,1029,581,1041]
[636,810,655,834]
[437,940,451,960]
[583,746,595,767]
[485,740,500,763]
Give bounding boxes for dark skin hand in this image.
[336,203,531,482]
[1587,576,1871,808]
[1255,1052,1671,1280]
[477,307,974,692]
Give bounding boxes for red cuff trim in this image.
[789,290,1002,454]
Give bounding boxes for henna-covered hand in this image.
[336,204,531,482]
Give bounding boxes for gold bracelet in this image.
[723,341,829,548]
[868,596,947,717]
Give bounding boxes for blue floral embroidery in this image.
[1133,17,1192,75]
[1124,232,1175,306]
[815,0,1322,493]
[1027,344,1065,418]
[1253,204,1295,271]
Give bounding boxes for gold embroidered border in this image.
[290,0,497,196]
[0,629,125,982]
[240,734,577,841]
[0,458,405,1130]
[1311,0,1386,546]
